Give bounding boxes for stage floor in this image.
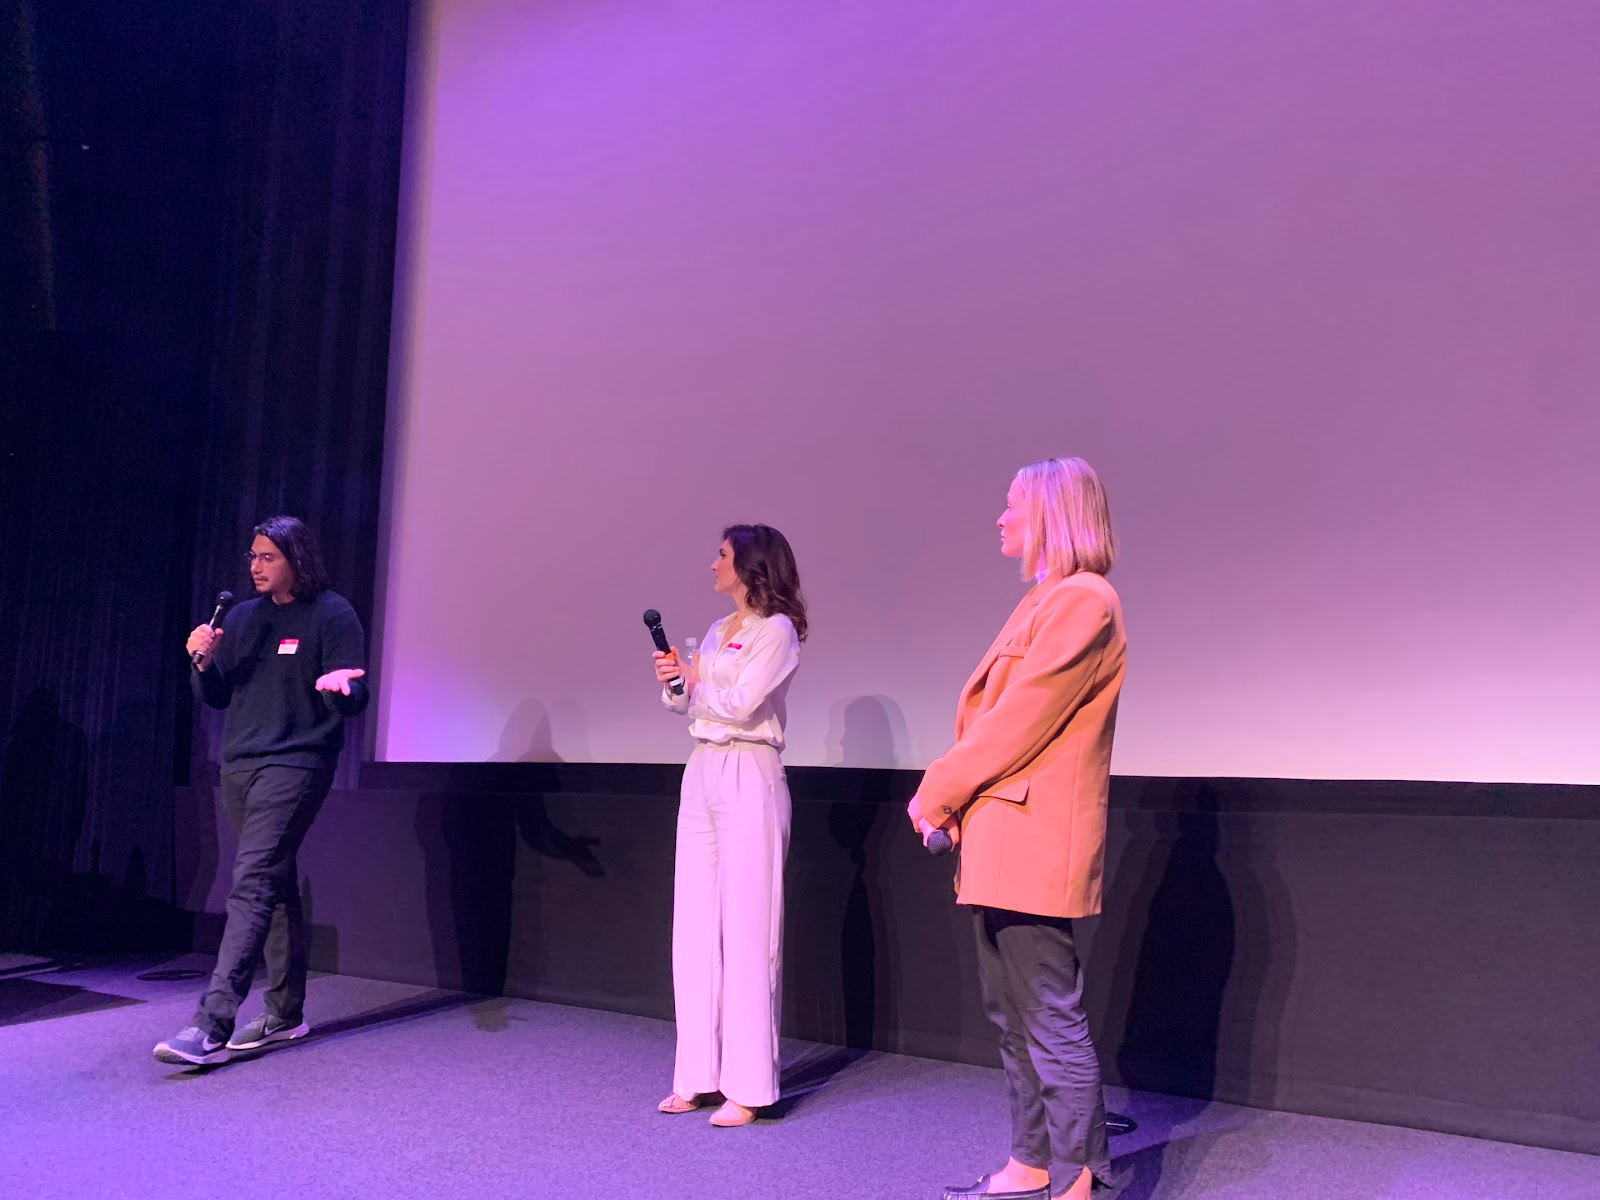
[2,954,1594,1199]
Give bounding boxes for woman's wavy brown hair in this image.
[722,524,808,642]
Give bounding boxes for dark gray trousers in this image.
[195,765,332,1038]
[973,906,1114,1197]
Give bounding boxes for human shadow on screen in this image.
[825,696,903,1050]
[1087,779,1297,1195]
[1107,782,1237,1100]
[785,695,967,1073]
[417,700,603,1010]
[1209,796,1295,1110]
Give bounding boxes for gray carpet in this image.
[1,955,1594,1199]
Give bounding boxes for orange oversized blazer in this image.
[912,569,1126,919]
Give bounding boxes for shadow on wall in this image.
[177,688,224,913]
[823,694,911,770]
[89,698,187,948]
[788,695,977,1059]
[1211,803,1296,1109]
[177,768,222,914]
[417,699,605,1006]
[1087,779,1297,1110]
[302,875,339,977]
[0,689,88,947]
[0,689,186,951]
[497,696,593,764]
[830,696,903,1048]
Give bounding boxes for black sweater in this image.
[191,590,369,773]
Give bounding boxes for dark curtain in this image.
[0,0,409,948]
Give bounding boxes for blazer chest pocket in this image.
[978,777,1029,806]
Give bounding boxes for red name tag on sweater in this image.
[278,639,300,655]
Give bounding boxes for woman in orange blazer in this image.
[910,456,1126,1200]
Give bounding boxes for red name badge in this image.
[278,638,300,655]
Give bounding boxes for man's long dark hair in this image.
[723,524,808,642]
[252,515,331,600]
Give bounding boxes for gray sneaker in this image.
[227,1013,311,1051]
[154,1026,231,1065]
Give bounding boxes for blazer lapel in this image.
[954,575,1062,734]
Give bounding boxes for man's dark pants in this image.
[196,765,332,1039]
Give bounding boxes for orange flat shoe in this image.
[658,1093,700,1114]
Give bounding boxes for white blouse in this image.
[663,612,800,750]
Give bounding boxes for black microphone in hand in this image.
[191,590,234,667]
[643,609,684,696]
[926,828,954,856]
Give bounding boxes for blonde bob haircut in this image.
[1013,456,1117,581]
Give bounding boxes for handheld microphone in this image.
[926,828,954,856]
[191,590,234,667]
[643,609,684,696]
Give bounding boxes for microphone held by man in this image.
[188,590,235,668]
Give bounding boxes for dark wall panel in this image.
[176,767,1600,1154]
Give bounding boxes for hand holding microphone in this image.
[653,649,685,690]
[188,591,234,669]
[908,794,959,856]
[644,609,695,697]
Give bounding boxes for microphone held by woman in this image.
[649,524,808,1129]
[643,609,684,695]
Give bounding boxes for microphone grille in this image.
[642,609,661,626]
[217,590,235,605]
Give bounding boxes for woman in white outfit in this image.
[652,524,807,1127]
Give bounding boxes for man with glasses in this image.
[155,515,367,1066]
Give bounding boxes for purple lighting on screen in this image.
[378,0,1600,783]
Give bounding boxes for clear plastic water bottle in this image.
[681,636,699,670]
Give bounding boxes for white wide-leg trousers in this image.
[671,740,791,1108]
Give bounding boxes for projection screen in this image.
[376,0,1600,783]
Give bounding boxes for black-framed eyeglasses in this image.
[243,552,281,566]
